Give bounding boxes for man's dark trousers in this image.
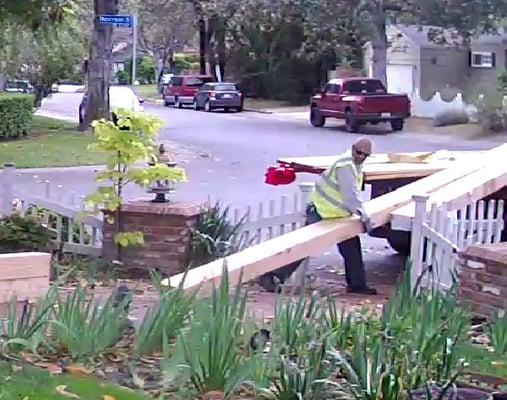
[264,203,367,289]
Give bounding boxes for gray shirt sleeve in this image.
[335,165,364,215]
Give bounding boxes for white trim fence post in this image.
[410,194,429,293]
[1,164,15,216]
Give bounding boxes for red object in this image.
[163,75,215,107]
[310,78,411,131]
[265,166,296,186]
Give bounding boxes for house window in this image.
[470,52,496,68]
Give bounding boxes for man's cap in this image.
[353,137,372,155]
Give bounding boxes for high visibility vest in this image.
[309,153,363,219]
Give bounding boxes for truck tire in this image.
[345,111,359,133]
[387,230,411,255]
[391,119,404,131]
[310,108,325,127]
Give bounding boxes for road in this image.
[28,92,496,210]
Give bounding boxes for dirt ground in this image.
[57,236,404,326]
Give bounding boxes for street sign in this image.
[98,14,133,28]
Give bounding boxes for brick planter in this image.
[102,200,201,277]
[0,252,51,313]
[458,242,507,318]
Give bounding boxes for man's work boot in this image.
[346,286,378,295]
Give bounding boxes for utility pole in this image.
[132,14,137,85]
[80,0,118,131]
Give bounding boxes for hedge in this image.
[0,93,34,139]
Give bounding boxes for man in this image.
[258,137,377,295]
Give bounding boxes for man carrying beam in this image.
[258,137,377,295]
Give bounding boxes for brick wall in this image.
[102,200,201,277]
[458,243,507,318]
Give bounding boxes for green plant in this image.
[0,288,56,353]
[488,312,507,355]
[0,93,34,139]
[85,109,187,256]
[259,339,342,400]
[0,213,52,253]
[190,201,250,266]
[322,299,354,350]
[134,277,195,356]
[116,69,129,85]
[52,286,130,359]
[272,295,322,357]
[172,262,250,396]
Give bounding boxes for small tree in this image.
[85,109,187,260]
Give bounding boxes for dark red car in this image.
[310,78,411,132]
[163,75,215,108]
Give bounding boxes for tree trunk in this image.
[216,17,226,80]
[370,4,388,88]
[198,18,206,74]
[80,0,118,131]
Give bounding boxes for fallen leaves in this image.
[55,385,80,399]
[102,395,117,400]
[65,365,90,378]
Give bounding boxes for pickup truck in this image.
[310,78,411,133]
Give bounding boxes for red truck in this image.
[310,78,411,132]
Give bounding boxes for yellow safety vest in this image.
[309,153,363,219]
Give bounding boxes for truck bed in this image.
[277,150,485,182]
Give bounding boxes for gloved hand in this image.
[356,207,374,233]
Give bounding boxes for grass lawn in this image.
[459,343,507,379]
[131,84,159,101]
[0,116,105,168]
[0,361,151,400]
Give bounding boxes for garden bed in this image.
[0,259,505,400]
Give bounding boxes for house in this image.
[364,25,469,98]
[469,29,507,92]
[364,25,506,98]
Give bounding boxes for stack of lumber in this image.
[279,150,485,181]
[169,144,507,296]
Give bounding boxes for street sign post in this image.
[98,15,133,28]
[98,14,137,85]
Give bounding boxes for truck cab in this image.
[310,78,411,133]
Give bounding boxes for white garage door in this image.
[386,64,414,94]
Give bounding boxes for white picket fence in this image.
[1,164,316,256]
[410,194,505,292]
[231,182,314,245]
[1,165,103,256]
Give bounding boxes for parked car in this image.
[193,82,243,112]
[163,75,215,108]
[309,78,411,132]
[79,85,144,124]
[4,79,33,93]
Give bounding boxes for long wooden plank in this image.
[391,164,507,230]
[169,144,507,296]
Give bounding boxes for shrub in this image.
[473,92,507,132]
[0,213,52,253]
[433,109,470,127]
[0,94,34,139]
[189,201,249,266]
[52,286,130,359]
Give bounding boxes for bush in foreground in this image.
[0,93,34,139]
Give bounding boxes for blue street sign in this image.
[98,14,133,28]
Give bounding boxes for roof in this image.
[328,77,377,85]
[391,25,466,49]
[471,28,507,45]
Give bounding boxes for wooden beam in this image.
[170,144,507,296]
[391,164,507,230]
[0,252,51,303]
